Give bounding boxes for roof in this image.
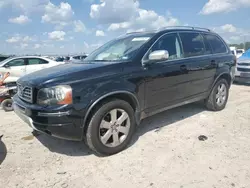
[10,55,45,58]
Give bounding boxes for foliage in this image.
[229,42,250,51]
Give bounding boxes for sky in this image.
[0,0,250,55]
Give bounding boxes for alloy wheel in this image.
[216,83,227,106]
[99,108,130,147]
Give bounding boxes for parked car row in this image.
[48,55,88,63]
[0,56,64,83]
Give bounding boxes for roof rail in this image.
[159,26,211,32]
[126,29,157,35]
[126,31,144,35]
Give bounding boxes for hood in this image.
[238,56,250,63]
[18,62,118,87]
[239,49,250,60]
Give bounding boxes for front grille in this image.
[17,84,33,103]
[237,68,250,72]
[237,63,250,66]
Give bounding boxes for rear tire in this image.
[205,79,229,111]
[1,99,13,112]
[85,99,136,156]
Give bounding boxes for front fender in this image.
[82,90,141,127]
[72,79,141,127]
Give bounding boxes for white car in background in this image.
[230,47,245,58]
[0,56,64,84]
[236,49,245,58]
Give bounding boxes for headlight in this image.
[37,85,72,105]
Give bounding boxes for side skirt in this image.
[140,92,208,120]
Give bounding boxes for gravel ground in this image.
[0,84,250,188]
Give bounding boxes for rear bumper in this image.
[13,95,84,141]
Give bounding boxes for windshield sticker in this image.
[132,37,150,42]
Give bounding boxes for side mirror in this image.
[149,50,169,61]
[4,64,10,68]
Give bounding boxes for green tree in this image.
[229,42,250,51]
[245,42,250,51]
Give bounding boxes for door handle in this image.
[211,60,216,66]
[180,65,187,71]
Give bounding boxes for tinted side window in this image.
[179,33,205,57]
[204,34,227,54]
[6,59,25,67]
[202,35,213,54]
[28,58,48,65]
[145,33,183,60]
[40,59,49,64]
[73,56,80,60]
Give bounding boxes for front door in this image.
[3,58,27,83]
[143,33,191,114]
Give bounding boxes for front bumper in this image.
[13,95,84,141]
[234,76,250,84]
[234,66,250,83]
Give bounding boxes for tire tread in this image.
[85,99,135,155]
[205,78,229,111]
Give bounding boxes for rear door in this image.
[203,33,234,79]
[178,32,216,97]
[26,58,49,74]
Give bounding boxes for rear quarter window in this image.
[203,34,227,54]
[28,58,49,65]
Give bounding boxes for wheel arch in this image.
[82,91,141,130]
[212,72,232,90]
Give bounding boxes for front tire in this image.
[85,99,136,156]
[205,79,229,111]
[1,99,13,112]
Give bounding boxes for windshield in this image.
[84,34,154,62]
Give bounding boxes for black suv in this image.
[13,26,235,155]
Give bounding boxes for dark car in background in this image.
[72,55,88,60]
[64,55,88,63]
[55,57,65,62]
[13,26,235,155]
[0,55,10,62]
